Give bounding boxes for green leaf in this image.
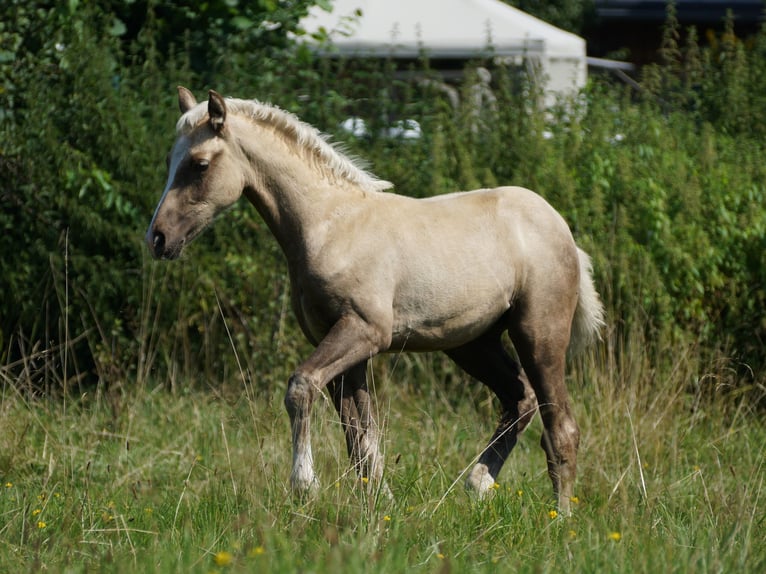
[108,17,127,37]
[260,0,277,12]
[231,16,253,31]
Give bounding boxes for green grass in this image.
[1,344,764,573]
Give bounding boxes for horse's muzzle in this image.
[146,228,173,260]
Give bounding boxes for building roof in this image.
[300,0,586,60]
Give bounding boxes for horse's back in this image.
[419,186,572,236]
[402,186,577,278]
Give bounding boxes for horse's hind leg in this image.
[446,334,538,496]
[327,360,384,485]
[510,307,579,515]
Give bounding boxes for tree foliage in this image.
[501,0,594,33]
[1,1,764,400]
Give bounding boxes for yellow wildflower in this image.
[516,489,523,497]
[492,482,500,490]
[608,531,622,542]
[568,529,577,539]
[4,482,12,488]
[213,551,233,567]
[32,509,41,517]
[37,521,47,529]
[570,496,580,505]
[436,553,445,560]
[548,509,558,520]
[383,515,391,522]
[248,546,265,557]
[361,477,369,484]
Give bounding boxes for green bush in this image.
[1,2,764,401]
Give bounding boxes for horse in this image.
[146,87,605,514]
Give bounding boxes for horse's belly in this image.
[390,313,506,351]
[389,288,512,351]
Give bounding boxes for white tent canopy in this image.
[299,0,587,105]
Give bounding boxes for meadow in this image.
[1,332,764,573]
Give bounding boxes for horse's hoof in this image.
[465,463,498,498]
[359,477,394,500]
[290,473,319,498]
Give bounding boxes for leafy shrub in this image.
[1,2,764,401]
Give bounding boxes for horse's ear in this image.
[208,90,226,133]
[177,86,197,114]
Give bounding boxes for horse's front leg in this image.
[284,314,390,494]
[328,361,384,485]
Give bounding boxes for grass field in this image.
[1,337,764,573]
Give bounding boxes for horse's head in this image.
[146,87,244,259]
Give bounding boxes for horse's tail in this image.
[569,247,606,355]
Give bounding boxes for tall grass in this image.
[1,319,764,572]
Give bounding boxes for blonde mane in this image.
[177,98,393,193]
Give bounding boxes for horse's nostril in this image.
[152,230,166,257]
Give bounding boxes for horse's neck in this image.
[239,127,367,263]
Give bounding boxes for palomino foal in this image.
[146,88,604,514]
